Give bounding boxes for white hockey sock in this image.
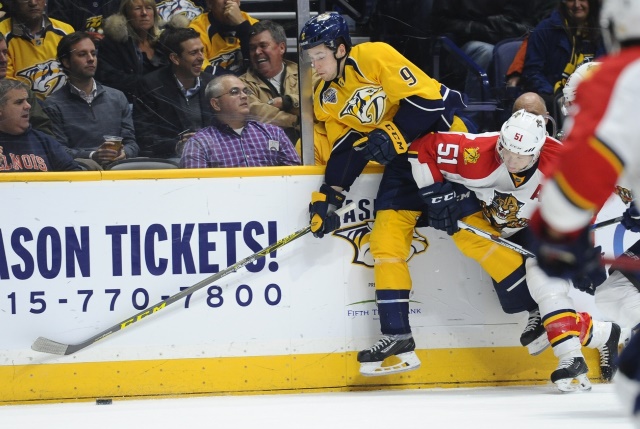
[584,320,612,349]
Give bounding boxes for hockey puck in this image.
[96,398,112,405]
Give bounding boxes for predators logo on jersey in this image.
[339,87,386,124]
[482,190,528,231]
[334,221,428,268]
[85,16,103,33]
[157,0,204,21]
[463,147,480,165]
[16,60,67,99]
[210,51,240,73]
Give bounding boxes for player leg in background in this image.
[452,212,549,355]
[357,209,422,376]
[595,239,640,339]
[615,329,640,426]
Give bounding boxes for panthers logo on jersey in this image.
[482,190,528,230]
[156,0,204,21]
[339,86,386,125]
[16,60,67,98]
[334,221,428,268]
[463,147,480,165]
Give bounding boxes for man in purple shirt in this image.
[180,74,300,168]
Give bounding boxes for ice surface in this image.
[0,383,633,429]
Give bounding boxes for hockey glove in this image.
[309,184,346,238]
[622,205,640,233]
[570,246,606,295]
[353,121,408,165]
[526,222,602,281]
[419,182,461,236]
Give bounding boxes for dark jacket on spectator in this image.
[432,0,557,46]
[521,10,606,96]
[0,127,81,172]
[43,82,139,159]
[95,13,167,103]
[133,65,215,158]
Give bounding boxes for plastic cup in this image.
[103,135,123,152]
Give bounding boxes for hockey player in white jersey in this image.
[409,110,620,391]
[527,0,640,418]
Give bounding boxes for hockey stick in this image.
[32,203,356,356]
[457,221,535,258]
[592,216,623,230]
[457,219,636,270]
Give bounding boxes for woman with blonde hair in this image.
[96,0,177,102]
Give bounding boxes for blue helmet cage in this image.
[299,12,352,51]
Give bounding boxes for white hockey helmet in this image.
[601,0,640,52]
[562,62,601,116]
[497,109,547,171]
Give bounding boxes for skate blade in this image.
[527,335,551,356]
[554,373,592,393]
[359,351,421,377]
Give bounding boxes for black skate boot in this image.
[520,308,550,355]
[598,322,621,382]
[357,335,420,376]
[550,356,591,392]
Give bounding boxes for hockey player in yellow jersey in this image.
[300,12,471,376]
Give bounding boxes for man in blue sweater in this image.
[43,31,139,169]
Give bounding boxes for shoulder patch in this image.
[322,87,338,104]
[463,147,480,165]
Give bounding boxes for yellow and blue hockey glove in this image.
[309,184,346,238]
[354,121,408,165]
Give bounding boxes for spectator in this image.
[95,0,168,103]
[432,0,556,125]
[513,92,549,117]
[47,0,119,41]
[0,79,81,172]
[189,0,258,75]
[134,26,222,160]
[521,0,605,112]
[43,32,139,170]
[241,20,300,146]
[0,0,74,99]
[180,74,300,168]
[0,31,52,135]
[155,0,207,22]
[512,91,561,137]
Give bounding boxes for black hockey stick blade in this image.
[592,216,623,230]
[32,203,356,355]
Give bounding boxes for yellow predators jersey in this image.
[0,18,74,99]
[189,12,258,74]
[314,42,448,146]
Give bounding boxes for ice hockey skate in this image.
[597,322,621,382]
[357,334,420,376]
[520,308,550,355]
[550,356,591,392]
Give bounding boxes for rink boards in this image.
[0,166,627,404]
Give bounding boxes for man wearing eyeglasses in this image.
[133,26,226,160]
[180,74,300,168]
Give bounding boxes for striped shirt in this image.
[180,120,300,168]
